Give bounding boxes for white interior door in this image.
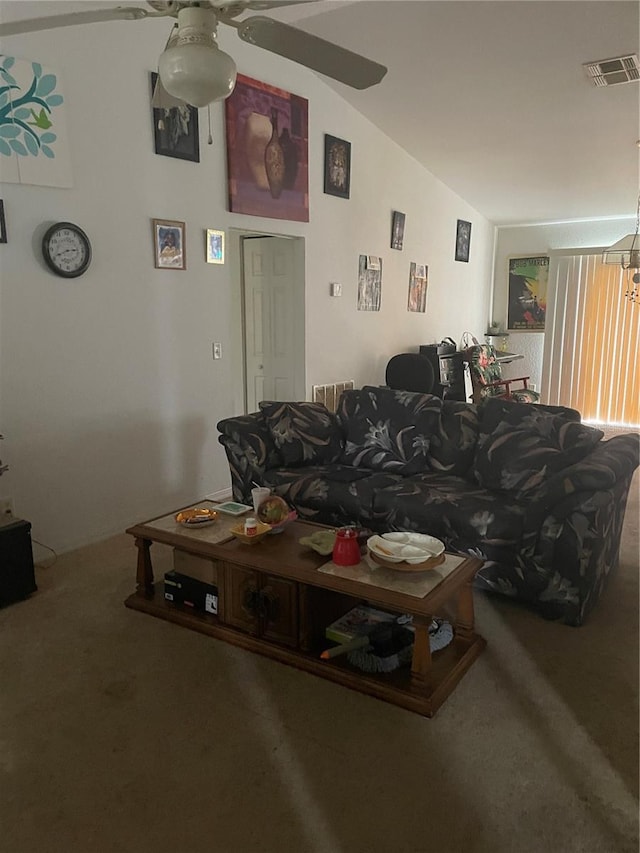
[242,236,303,412]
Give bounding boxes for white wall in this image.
[0,13,493,556]
[493,217,635,390]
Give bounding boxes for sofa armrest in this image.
[524,433,639,525]
[524,467,636,625]
[217,412,282,503]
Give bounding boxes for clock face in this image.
[42,222,92,278]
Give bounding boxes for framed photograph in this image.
[225,73,309,221]
[455,219,472,262]
[507,255,549,331]
[0,200,6,243]
[206,229,225,264]
[152,219,186,270]
[408,262,428,312]
[324,134,351,199]
[150,72,199,163]
[391,211,405,250]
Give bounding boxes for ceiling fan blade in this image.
[0,6,150,37]
[236,15,387,90]
[238,1,320,10]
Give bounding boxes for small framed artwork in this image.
[507,255,549,331]
[0,200,6,243]
[324,134,351,199]
[150,72,199,163]
[357,254,382,311]
[408,262,428,312]
[455,219,472,262]
[206,229,225,264]
[391,210,405,250]
[152,219,186,270]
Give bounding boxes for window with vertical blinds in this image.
[542,250,639,427]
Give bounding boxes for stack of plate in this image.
[366,532,445,571]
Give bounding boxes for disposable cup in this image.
[251,487,271,514]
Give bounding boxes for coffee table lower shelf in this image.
[125,586,486,718]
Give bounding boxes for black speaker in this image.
[0,518,37,607]
[418,344,445,397]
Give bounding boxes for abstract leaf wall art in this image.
[0,55,72,187]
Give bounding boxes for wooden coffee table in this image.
[125,502,486,717]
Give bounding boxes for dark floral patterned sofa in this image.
[217,387,639,626]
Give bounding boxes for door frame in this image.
[228,227,306,415]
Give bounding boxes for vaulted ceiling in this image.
[280,0,640,226]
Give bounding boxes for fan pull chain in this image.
[207,105,213,145]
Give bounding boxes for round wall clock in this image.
[41,222,92,278]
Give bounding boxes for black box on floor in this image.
[0,517,37,608]
[164,570,218,615]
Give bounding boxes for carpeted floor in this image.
[1,470,638,853]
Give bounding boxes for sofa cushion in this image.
[259,401,344,467]
[263,465,400,525]
[337,387,442,475]
[427,400,480,475]
[473,399,603,498]
[372,472,528,566]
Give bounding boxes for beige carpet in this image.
[1,472,638,853]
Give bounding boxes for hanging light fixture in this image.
[603,191,640,305]
[158,6,237,108]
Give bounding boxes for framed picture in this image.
[150,72,199,163]
[391,211,405,250]
[152,219,186,270]
[0,200,6,243]
[206,229,225,264]
[455,219,472,262]
[507,255,549,331]
[357,254,382,311]
[324,134,351,199]
[408,262,428,312]
[225,73,309,222]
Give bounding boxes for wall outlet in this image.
[0,497,14,517]
[212,342,222,360]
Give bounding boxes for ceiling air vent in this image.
[583,54,640,87]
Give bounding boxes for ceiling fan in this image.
[0,1,388,108]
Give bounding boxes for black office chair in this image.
[385,353,436,394]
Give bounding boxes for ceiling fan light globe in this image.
[158,44,237,107]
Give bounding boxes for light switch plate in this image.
[330,282,342,297]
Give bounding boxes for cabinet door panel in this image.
[224,565,259,634]
[261,576,298,648]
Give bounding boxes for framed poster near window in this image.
[507,255,549,331]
